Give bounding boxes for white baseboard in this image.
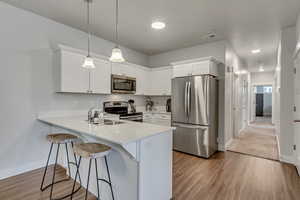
[218,143,226,152]
[218,138,233,152]
[0,160,47,180]
[225,138,233,150]
[279,154,295,164]
[276,135,280,156]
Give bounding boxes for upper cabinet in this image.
[148,67,172,96]
[58,50,90,93]
[111,62,136,77]
[55,45,111,94]
[111,62,150,95]
[90,58,111,94]
[55,46,222,97]
[171,57,219,78]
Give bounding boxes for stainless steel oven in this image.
[111,74,136,94]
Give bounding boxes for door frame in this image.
[232,74,240,137]
[250,84,273,123]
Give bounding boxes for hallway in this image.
[227,125,279,160]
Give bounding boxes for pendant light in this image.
[82,0,95,69]
[109,0,125,62]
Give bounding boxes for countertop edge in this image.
[38,117,175,146]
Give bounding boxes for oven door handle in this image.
[120,116,143,120]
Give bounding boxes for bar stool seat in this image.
[71,143,115,200]
[47,133,78,144]
[73,143,111,158]
[41,133,82,200]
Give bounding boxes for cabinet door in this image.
[150,68,172,95]
[91,58,111,94]
[111,62,136,77]
[172,64,193,78]
[192,60,210,75]
[135,67,149,95]
[60,50,89,93]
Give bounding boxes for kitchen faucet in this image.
[88,106,95,123]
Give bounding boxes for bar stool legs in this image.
[71,156,115,200]
[40,142,82,200]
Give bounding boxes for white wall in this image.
[250,71,274,85]
[273,39,282,135]
[0,2,149,178]
[279,26,297,162]
[148,41,226,67]
[224,44,246,147]
[263,93,272,116]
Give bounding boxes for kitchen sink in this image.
[103,119,124,125]
[85,119,124,125]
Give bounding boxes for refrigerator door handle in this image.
[173,122,208,130]
[205,76,209,120]
[188,81,191,118]
[184,81,188,118]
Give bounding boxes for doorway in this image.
[227,83,278,161]
[253,85,273,126]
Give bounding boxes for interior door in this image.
[188,76,209,125]
[172,77,189,124]
[256,94,264,116]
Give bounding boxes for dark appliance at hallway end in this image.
[171,75,218,158]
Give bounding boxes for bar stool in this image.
[71,143,115,200]
[40,133,82,200]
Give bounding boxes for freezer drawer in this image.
[172,123,217,158]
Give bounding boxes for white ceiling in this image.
[3,0,300,70]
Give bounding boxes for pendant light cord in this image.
[115,0,119,46]
[87,0,91,57]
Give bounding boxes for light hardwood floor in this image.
[227,126,279,160]
[1,151,300,200]
[173,151,300,200]
[0,165,96,200]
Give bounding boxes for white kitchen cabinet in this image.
[171,57,219,78]
[90,58,111,94]
[135,66,150,95]
[56,46,111,94]
[59,50,90,93]
[112,62,150,95]
[111,62,136,77]
[148,67,172,96]
[172,64,193,78]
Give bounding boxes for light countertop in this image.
[38,116,174,145]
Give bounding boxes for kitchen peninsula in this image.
[38,115,174,200]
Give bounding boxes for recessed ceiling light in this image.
[151,21,166,30]
[251,49,261,54]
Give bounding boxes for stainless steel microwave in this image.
[111,74,136,94]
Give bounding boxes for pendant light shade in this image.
[82,56,96,69]
[82,0,95,69]
[110,46,125,62]
[110,0,125,63]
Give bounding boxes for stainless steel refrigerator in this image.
[171,75,218,158]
